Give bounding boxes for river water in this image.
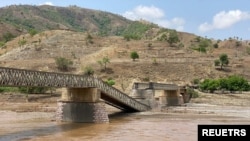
[0,104,250,141]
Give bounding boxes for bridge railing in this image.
[93,78,150,111]
[133,82,179,90]
[0,67,150,111]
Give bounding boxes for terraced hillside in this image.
[0,29,250,94]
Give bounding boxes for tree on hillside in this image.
[130,51,139,61]
[167,30,180,46]
[214,54,229,70]
[97,57,110,71]
[102,57,110,71]
[219,54,229,70]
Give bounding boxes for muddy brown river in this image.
[0,103,249,141]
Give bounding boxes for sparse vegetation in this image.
[178,42,184,48]
[83,66,94,76]
[122,21,155,40]
[97,57,110,71]
[192,78,200,85]
[246,47,250,55]
[158,33,167,41]
[214,59,220,67]
[0,86,48,94]
[187,88,199,98]
[91,13,111,36]
[167,30,180,46]
[157,29,180,47]
[18,38,27,46]
[86,33,94,44]
[18,87,49,94]
[71,52,77,59]
[2,32,15,42]
[152,58,158,65]
[28,29,38,37]
[190,37,212,53]
[0,87,19,93]
[142,77,150,82]
[0,41,5,48]
[55,57,73,71]
[147,43,152,48]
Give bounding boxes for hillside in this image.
[0,29,250,94]
[0,5,250,93]
[0,5,133,40]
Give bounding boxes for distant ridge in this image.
[0,5,134,39]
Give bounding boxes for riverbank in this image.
[0,91,249,141]
[0,91,250,116]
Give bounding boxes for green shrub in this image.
[227,75,250,91]
[18,39,27,46]
[0,87,49,94]
[191,46,207,53]
[130,51,139,61]
[199,79,219,92]
[199,75,250,92]
[142,77,150,82]
[105,78,115,86]
[192,78,200,85]
[0,87,19,93]
[83,66,94,76]
[187,88,199,98]
[122,21,155,40]
[3,32,15,42]
[55,57,73,71]
[213,43,219,48]
[28,29,38,37]
[214,59,220,66]
[18,87,49,94]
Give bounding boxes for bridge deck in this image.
[133,82,179,90]
[0,67,150,112]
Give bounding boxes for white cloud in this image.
[39,2,54,6]
[123,5,185,31]
[199,10,250,32]
[123,5,164,20]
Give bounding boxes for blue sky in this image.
[1,0,250,40]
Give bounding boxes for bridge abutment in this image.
[56,88,109,123]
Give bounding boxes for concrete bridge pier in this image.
[163,90,183,106]
[130,89,157,108]
[56,88,109,123]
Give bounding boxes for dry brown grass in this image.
[0,30,250,92]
